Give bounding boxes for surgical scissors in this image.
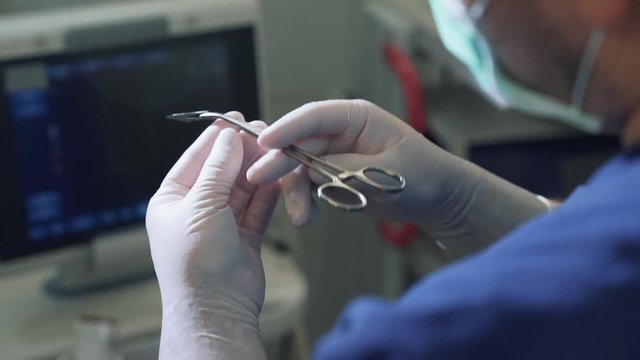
[167,111,406,211]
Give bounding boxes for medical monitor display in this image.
[0,28,259,261]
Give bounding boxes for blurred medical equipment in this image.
[0,244,308,360]
[61,316,120,360]
[168,110,407,211]
[0,1,309,359]
[0,0,261,289]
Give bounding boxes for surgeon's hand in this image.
[248,100,549,257]
[247,100,464,227]
[146,113,278,360]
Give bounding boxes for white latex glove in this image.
[247,100,464,226]
[146,112,278,360]
[247,100,548,256]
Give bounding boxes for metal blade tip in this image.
[166,110,210,122]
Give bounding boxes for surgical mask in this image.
[428,0,606,133]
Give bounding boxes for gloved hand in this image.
[146,112,278,360]
[247,99,469,227]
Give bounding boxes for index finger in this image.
[258,99,371,149]
[160,111,244,191]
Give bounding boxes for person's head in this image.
[434,0,640,146]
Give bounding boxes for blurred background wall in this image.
[261,0,366,117]
[260,0,391,342]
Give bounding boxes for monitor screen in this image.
[0,27,259,261]
[469,136,620,199]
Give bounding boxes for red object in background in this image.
[378,42,427,248]
[383,43,427,133]
[378,221,420,248]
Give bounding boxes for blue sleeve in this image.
[313,155,640,360]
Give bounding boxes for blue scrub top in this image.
[313,152,640,360]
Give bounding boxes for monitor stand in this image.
[45,226,156,296]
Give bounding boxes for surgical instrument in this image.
[167,111,406,211]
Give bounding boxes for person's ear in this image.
[581,0,636,29]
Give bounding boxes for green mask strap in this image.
[571,28,606,110]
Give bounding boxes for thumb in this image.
[188,128,244,211]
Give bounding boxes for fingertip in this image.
[290,198,318,226]
[219,126,239,138]
[285,193,309,226]
[201,123,218,136]
[224,111,245,122]
[290,212,307,227]
[289,203,314,227]
[249,120,268,130]
[281,167,314,226]
[246,121,268,145]
[216,127,242,151]
[246,149,289,184]
[246,163,260,184]
[245,154,268,184]
[257,127,277,148]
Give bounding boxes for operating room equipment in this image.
[0,0,262,289]
[167,111,407,211]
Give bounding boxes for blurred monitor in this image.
[0,0,262,269]
[470,136,620,199]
